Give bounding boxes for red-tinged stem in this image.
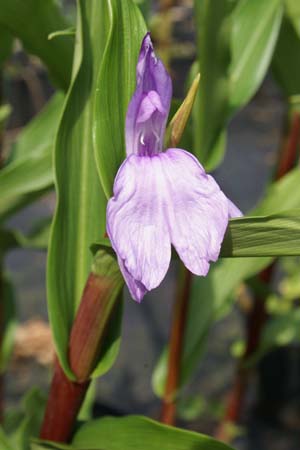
[160,267,192,425]
[216,111,300,442]
[39,360,89,442]
[40,265,122,442]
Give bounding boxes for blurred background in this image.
[2,0,300,449]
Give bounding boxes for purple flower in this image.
[107,33,242,302]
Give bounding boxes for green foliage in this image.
[93,1,146,197]
[221,210,300,257]
[72,415,235,450]
[193,0,283,170]
[0,0,74,90]
[272,3,300,97]
[0,93,64,222]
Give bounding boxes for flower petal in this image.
[107,149,241,301]
[107,155,172,302]
[160,148,241,275]
[125,33,172,157]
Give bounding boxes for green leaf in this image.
[193,0,282,170]
[0,0,74,90]
[0,93,64,222]
[229,0,283,111]
[72,416,235,450]
[93,0,146,197]
[285,0,300,35]
[0,276,17,374]
[47,0,116,379]
[193,0,232,169]
[272,12,300,97]
[0,152,52,204]
[221,210,300,257]
[9,93,64,162]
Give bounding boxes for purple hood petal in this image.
[125,33,172,157]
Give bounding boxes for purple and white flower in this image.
[106,33,242,302]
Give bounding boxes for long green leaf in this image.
[0,0,73,90]
[72,416,234,450]
[93,1,146,197]
[229,0,283,111]
[221,210,300,257]
[193,0,282,170]
[0,93,64,223]
[193,0,232,169]
[47,0,122,379]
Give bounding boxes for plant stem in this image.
[40,267,122,442]
[160,266,192,425]
[39,360,89,442]
[216,110,300,442]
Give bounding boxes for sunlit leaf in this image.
[47,0,142,379]
[93,0,146,197]
[229,0,283,110]
[0,93,64,222]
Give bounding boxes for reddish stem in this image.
[39,361,89,442]
[160,268,192,425]
[216,111,300,442]
[40,270,122,442]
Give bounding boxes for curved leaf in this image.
[229,0,283,110]
[272,12,300,97]
[47,0,122,379]
[193,0,282,170]
[0,93,64,222]
[93,0,146,197]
